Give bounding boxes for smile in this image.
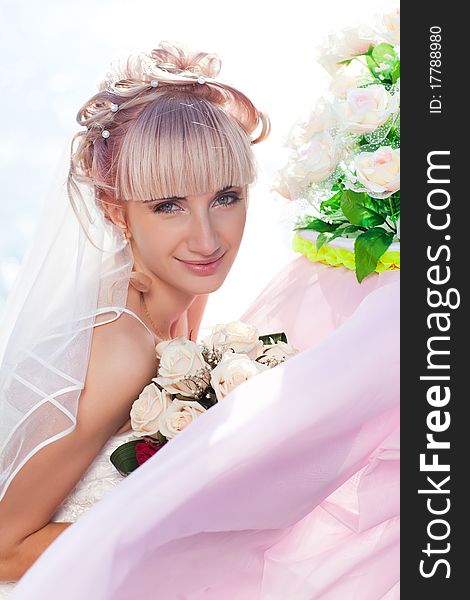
[175,253,226,275]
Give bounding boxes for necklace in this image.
[140,292,169,341]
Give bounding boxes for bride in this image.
[0,41,269,589]
[0,41,399,600]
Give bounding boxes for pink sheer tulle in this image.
[11,259,400,599]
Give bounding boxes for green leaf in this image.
[365,43,398,82]
[155,431,168,445]
[384,195,400,220]
[391,59,400,83]
[110,440,141,476]
[294,218,340,233]
[315,224,362,250]
[197,391,218,410]
[315,232,330,250]
[365,54,380,77]
[320,191,343,214]
[340,190,386,227]
[387,126,400,145]
[354,228,394,283]
[259,332,288,345]
[372,43,397,67]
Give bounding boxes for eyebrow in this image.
[144,185,240,203]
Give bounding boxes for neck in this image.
[128,250,196,340]
[141,283,194,340]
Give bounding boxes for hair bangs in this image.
[115,95,257,202]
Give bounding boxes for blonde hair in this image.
[68,41,270,226]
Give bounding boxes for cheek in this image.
[217,206,247,244]
[133,219,175,264]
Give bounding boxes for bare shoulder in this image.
[77,309,158,437]
[0,308,158,551]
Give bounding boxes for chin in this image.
[185,275,227,295]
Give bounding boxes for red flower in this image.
[135,439,164,466]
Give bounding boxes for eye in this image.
[152,193,242,214]
[153,201,181,214]
[216,193,241,207]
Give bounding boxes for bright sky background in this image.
[0,0,394,334]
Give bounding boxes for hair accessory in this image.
[110,103,119,112]
[197,76,206,85]
[101,129,110,139]
[150,80,159,87]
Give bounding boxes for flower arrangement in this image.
[274,7,400,282]
[110,321,298,475]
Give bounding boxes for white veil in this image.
[0,40,270,504]
[0,139,134,502]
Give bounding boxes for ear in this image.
[101,195,128,230]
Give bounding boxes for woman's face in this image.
[124,185,248,296]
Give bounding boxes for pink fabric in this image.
[11,259,400,599]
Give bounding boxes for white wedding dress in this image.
[0,307,154,598]
[0,429,137,598]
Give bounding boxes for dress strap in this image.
[93,305,159,342]
[119,307,158,341]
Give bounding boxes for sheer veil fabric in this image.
[0,141,134,502]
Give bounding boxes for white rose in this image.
[258,341,299,365]
[300,99,337,138]
[158,399,206,439]
[210,351,269,402]
[130,383,172,436]
[273,152,319,200]
[282,119,307,148]
[318,26,377,75]
[380,8,400,46]
[154,337,207,397]
[354,146,400,195]
[329,62,371,98]
[335,85,399,134]
[202,321,264,360]
[291,132,340,184]
[272,167,303,201]
[282,105,335,147]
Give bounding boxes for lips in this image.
[176,252,226,275]
[177,253,225,265]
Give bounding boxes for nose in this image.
[186,211,221,258]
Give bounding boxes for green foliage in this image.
[293,218,340,233]
[315,224,361,250]
[354,227,395,282]
[340,190,386,227]
[319,191,342,214]
[366,43,399,84]
[110,440,141,476]
[259,332,288,345]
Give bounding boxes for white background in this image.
[0,0,393,332]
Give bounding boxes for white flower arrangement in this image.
[274,6,400,283]
[111,321,298,475]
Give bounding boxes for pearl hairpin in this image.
[97,74,206,141]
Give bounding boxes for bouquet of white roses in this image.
[111,321,298,475]
[274,7,400,282]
